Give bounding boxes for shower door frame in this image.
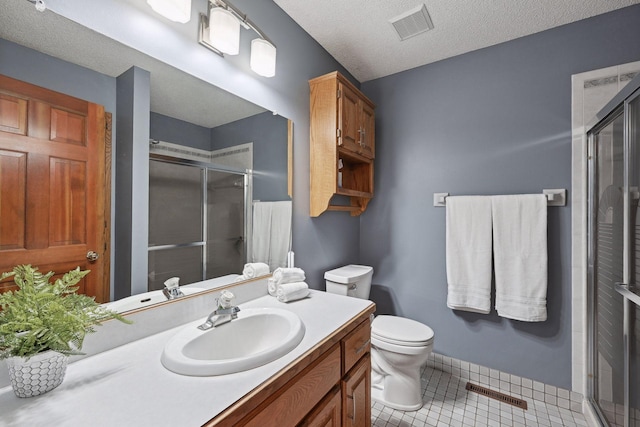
[587,77,640,427]
[148,153,252,287]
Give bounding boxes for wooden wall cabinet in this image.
[208,310,374,427]
[310,71,376,217]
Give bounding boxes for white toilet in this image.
[324,265,434,411]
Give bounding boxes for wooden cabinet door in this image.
[338,83,361,154]
[359,101,375,159]
[0,75,109,302]
[342,354,371,427]
[299,386,342,427]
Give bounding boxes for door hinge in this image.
[337,89,341,99]
[337,128,341,138]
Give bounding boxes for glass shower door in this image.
[589,80,640,427]
[590,111,626,426]
[628,92,640,427]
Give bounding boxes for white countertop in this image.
[0,291,373,427]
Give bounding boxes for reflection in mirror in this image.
[0,1,292,313]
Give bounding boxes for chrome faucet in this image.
[162,277,184,300]
[198,290,240,330]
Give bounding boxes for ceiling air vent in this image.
[389,4,434,41]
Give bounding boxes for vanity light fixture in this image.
[147,0,192,24]
[250,39,276,78]
[24,0,46,12]
[198,0,277,77]
[207,7,240,55]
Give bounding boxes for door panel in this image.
[49,158,86,246]
[0,94,27,135]
[0,150,26,250]
[359,101,375,159]
[50,108,86,145]
[0,75,108,302]
[338,83,361,153]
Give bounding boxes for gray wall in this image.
[150,112,211,150]
[115,67,150,299]
[0,38,116,113]
[360,5,640,389]
[210,112,289,202]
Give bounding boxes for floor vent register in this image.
[465,382,528,410]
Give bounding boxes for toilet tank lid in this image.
[372,315,434,343]
[324,265,373,284]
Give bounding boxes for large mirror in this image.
[0,1,292,312]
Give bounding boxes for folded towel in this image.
[234,275,248,282]
[446,196,493,314]
[272,267,306,285]
[242,262,270,278]
[492,194,548,322]
[267,278,278,296]
[276,282,310,303]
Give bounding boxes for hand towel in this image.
[491,194,548,322]
[272,267,306,285]
[276,282,310,303]
[242,262,270,278]
[446,196,493,313]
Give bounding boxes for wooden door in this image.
[0,75,109,302]
[342,354,371,427]
[359,101,375,159]
[338,83,361,154]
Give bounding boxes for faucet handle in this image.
[218,290,235,309]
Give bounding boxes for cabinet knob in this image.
[86,251,99,262]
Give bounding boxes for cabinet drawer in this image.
[298,385,342,427]
[342,318,371,375]
[242,344,342,427]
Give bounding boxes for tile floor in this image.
[371,366,588,427]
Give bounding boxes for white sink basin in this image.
[161,307,305,376]
[104,287,205,313]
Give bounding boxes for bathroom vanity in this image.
[0,287,374,427]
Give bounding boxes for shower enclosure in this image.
[147,155,249,291]
[587,74,640,427]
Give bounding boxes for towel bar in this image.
[433,189,567,207]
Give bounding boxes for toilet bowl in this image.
[324,265,435,411]
[370,315,434,410]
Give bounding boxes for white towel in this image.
[242,262,270,278]
[491,194,548,322]
[276,282,310,303]
[272,267,306,285]
[267,278,278,296]
[251,201,292,271]
[446,196,493,313]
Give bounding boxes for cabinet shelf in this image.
[309,71,376,217]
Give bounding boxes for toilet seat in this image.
[371,315,434,347]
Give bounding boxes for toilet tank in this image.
[324,265,373,299]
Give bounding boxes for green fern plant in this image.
[0,265,131,359]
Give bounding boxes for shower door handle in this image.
[615,282,640,307]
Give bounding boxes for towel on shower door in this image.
[446,196,493,314]
[491,194,548,322]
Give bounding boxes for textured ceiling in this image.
[274,0,640,82]
[0,0,265,128]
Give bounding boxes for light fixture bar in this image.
[211,0,275,46]
[198,0,276,56]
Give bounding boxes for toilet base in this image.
[371,387,424,411]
